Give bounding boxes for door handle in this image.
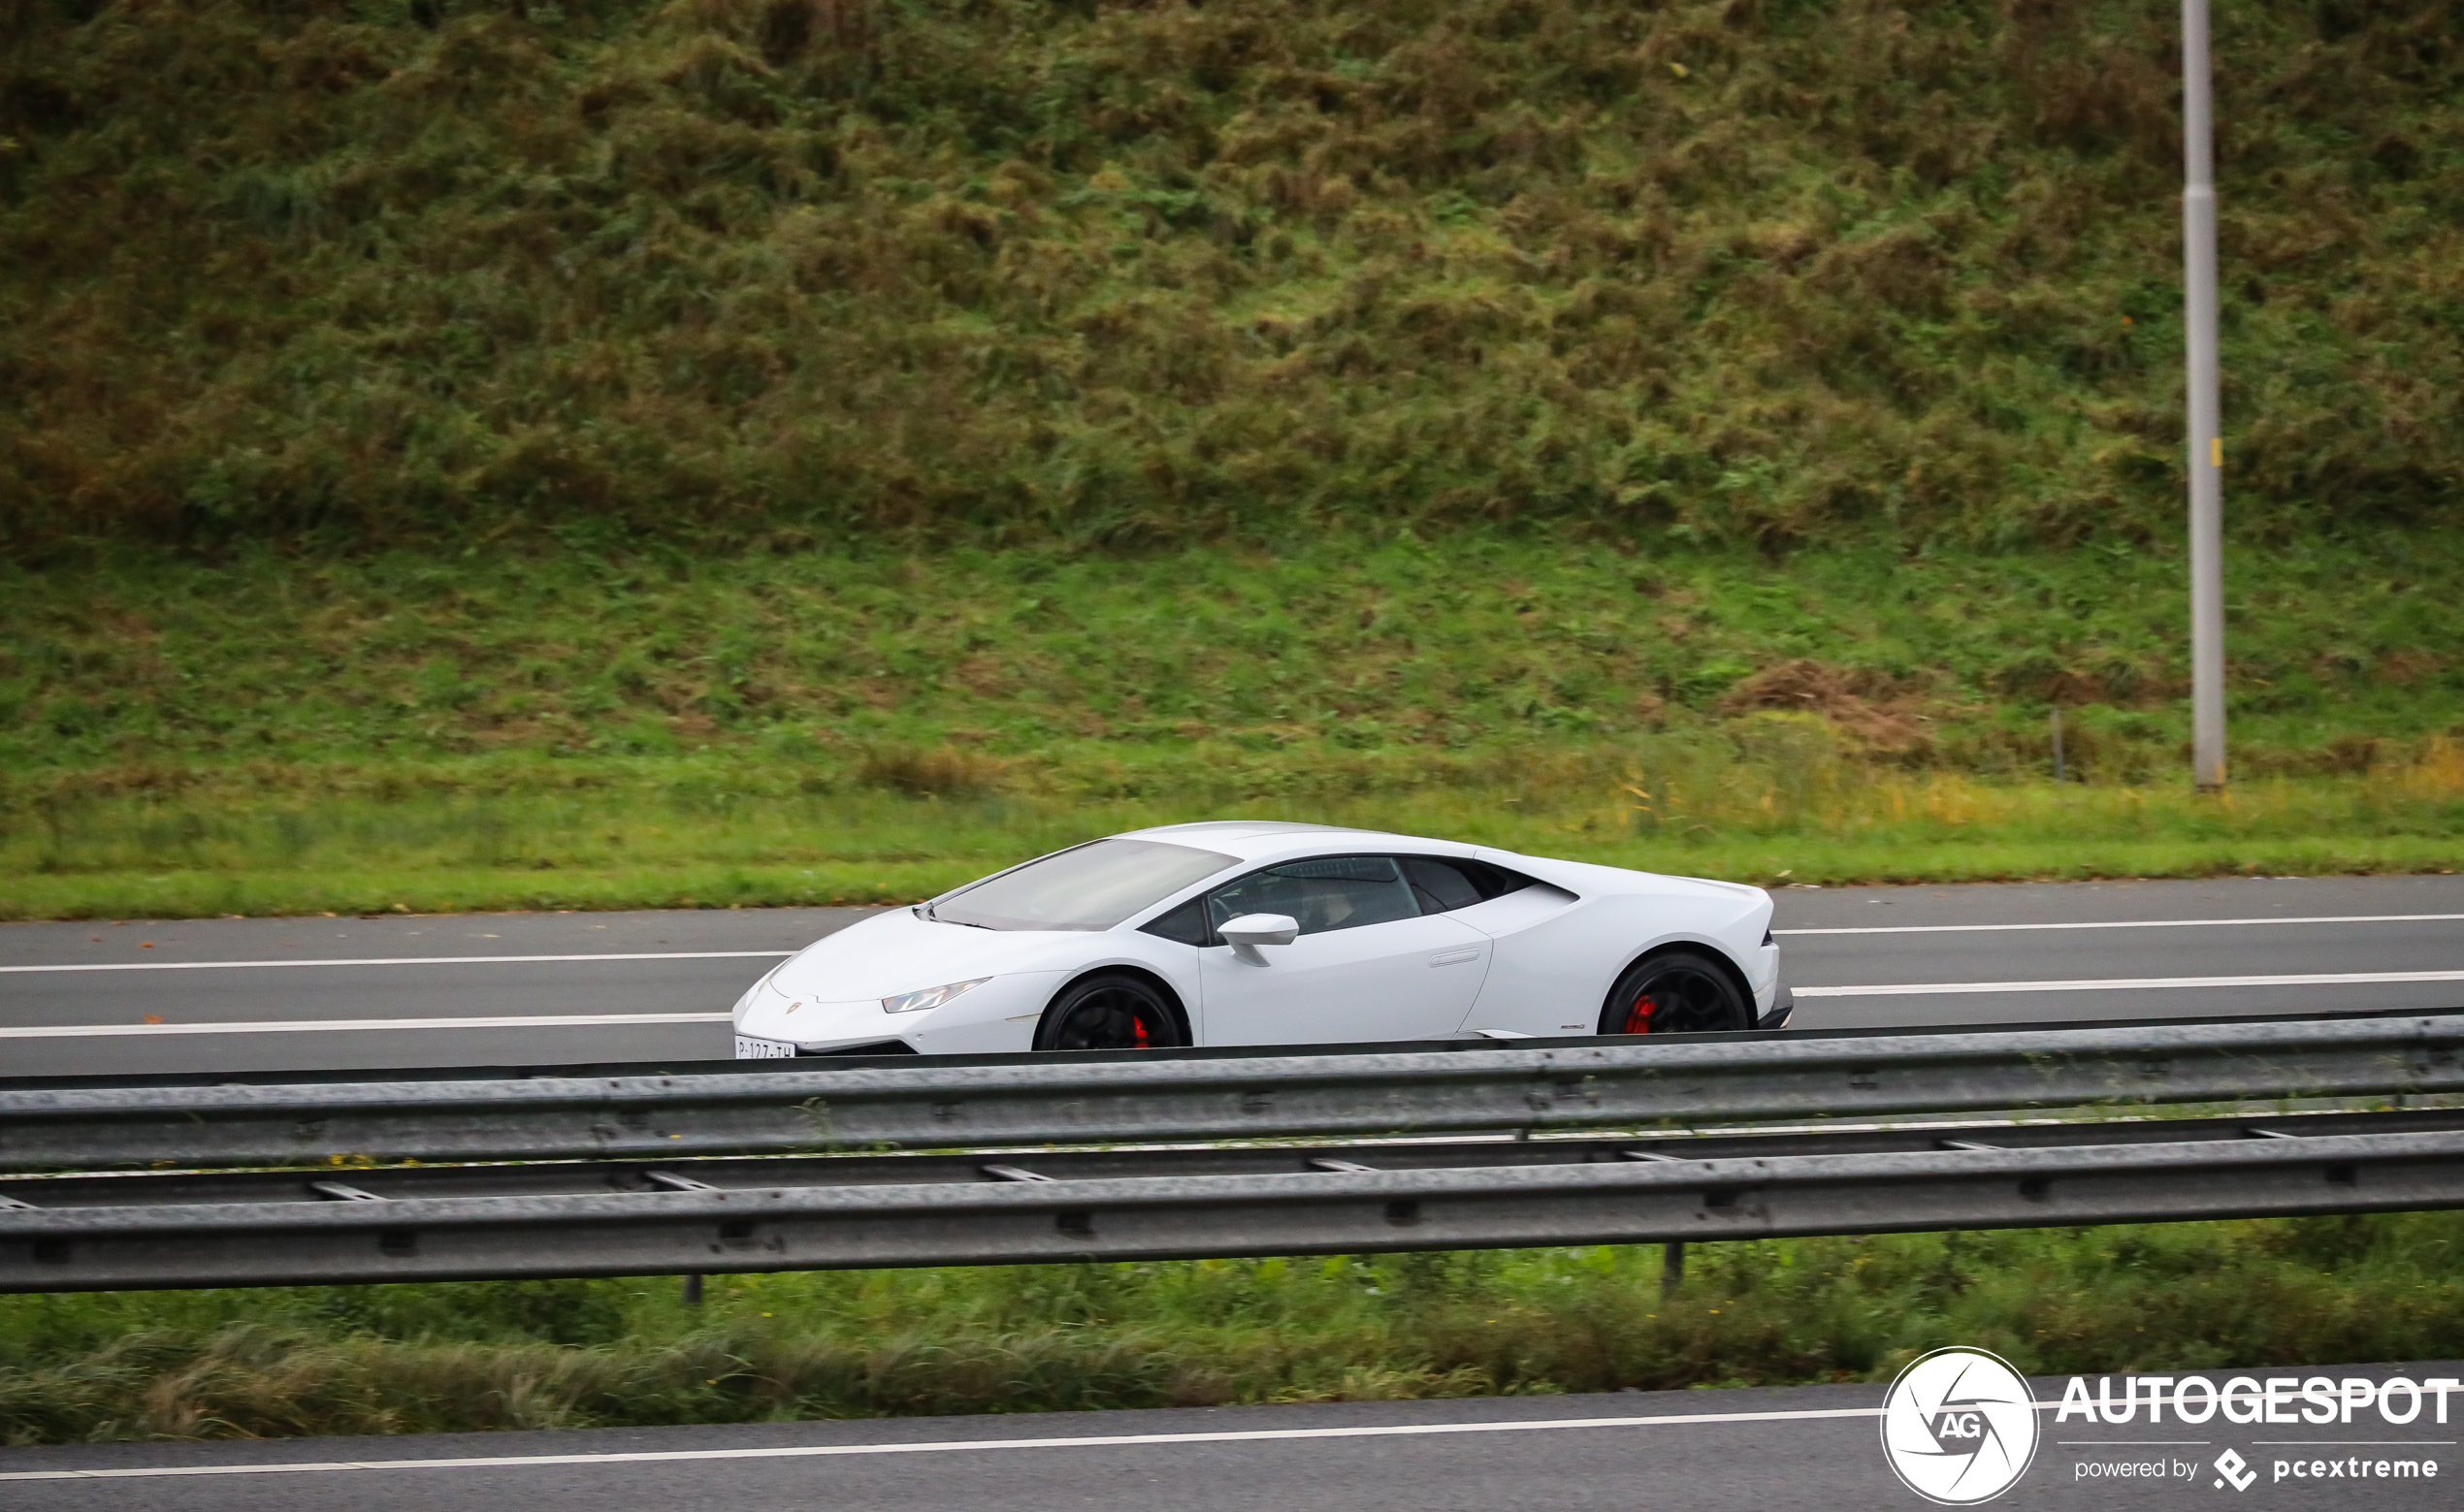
[1427,948,1481,967]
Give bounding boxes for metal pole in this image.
[1661,1240,1684,1297]
[2183,0,2226,791]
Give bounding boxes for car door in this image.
[1193,855,1492,1046]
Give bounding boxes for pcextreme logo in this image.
[1881,1347,2042,1505]
[2213,1449,2258,1492]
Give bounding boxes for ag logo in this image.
[1880,1347,2041,1504]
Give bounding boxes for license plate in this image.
[734,1035,797,1059]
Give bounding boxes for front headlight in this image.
[882,978,990,1014]
[733,967,786,1016]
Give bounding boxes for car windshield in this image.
[928,838,1238,932]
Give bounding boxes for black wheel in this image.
[1598,949,1749,1036]
[1033,973,1187,1052]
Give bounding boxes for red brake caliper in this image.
[1625,993,1656,1035]
[1133,1014,1151,1048]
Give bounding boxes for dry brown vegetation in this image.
[1713,658,1942,752]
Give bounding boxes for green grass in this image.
[8,757,2464,919]
[7,536,2462,917]
[10,535,2464,775]
[3,0,2459,552]
[7,1215,2463,1442]
[9,0,2463,913]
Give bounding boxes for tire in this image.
[1033,973,1188,1052]
[1598,949,1749,1036]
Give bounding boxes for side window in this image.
[1402,857,1536,914]
[1139,897,1210,946]
[1402,858,1482,913]
[1204,856,1420,938]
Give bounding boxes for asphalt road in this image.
[2,874,2460,1077]
[5,1367,2457,1511]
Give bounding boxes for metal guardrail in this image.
[5,1108,2461,1291]
[2,1011,2459,1172]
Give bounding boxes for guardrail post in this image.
[1661,1240,1684,1297]
[681,1273,703,1305]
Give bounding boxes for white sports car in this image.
[731,820,1792,1057]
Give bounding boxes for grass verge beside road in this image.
[5,754,2463,918]
[8,537,2462,917]
[4,1215,2460,1443]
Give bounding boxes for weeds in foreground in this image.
[4,1215,2460,1443]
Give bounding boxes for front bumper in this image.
[736,1033,918,1058]
[734,972,1064,1057]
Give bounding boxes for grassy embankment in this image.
[6,1214,2463,1443]
[7,0,2463,911]
[6,0,2459,552]
[6,537,2464,917]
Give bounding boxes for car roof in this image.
[1118,820,1476,864]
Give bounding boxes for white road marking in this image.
[1777,913,2464,937]
[0,950,794,975]
[1795,969,2464,998]
[0,1402,1907,1481]
[0,1012,733,1040]
[3,916,2449,978]
[7,969,2459,1036]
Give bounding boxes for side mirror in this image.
[1220,913,1299,964]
